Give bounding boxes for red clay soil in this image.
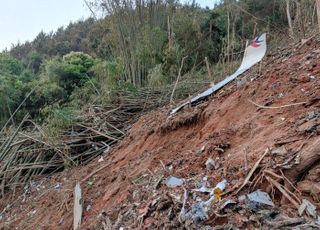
[1,40,320,229]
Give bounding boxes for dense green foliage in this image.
[0,0,317,131]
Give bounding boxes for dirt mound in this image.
[1,39,320,229]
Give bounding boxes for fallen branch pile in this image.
[0,85,197,196]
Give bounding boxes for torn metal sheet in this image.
[165,176,184,188]
[171,33,267,114]
[205,158,215,170]
[186,201,209,221]
[192,185,212,194]
[247,190,275,207]
[298,199,317,218]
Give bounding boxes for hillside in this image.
[1,35,319,229]
[0,0,294,130]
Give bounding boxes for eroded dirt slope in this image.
[1,39,320,229]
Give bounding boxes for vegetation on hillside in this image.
[0,0,319,132]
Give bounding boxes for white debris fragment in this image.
[298,199,317,218]
[170,33,267,114]
[165,176,184,188]
[220,199,237,210]
[187,201,209,221]
[247,190,275,207]
[98,156,104,163]
[180,179,228,222]
[54,183,61,190]
[205,158,215,170]
[238,195,246,202]
[212,179,227,193]
[192,185,212,194]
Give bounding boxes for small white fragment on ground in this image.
[247,190,275,207]
[54,183,61,190]
[187,201,209,221]
[169,193,181,201]
[165,176,184,188]
[298,199,317,218]
[220,199,237,210]
[205,158,215,170]
[28,210,37,216]
[98,157,104,163]
[214,179,227,192]
[200,146,206,153]
[192,185,212,194]
[238,195,246,202]
[58,218,64,226]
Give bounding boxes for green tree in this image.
[0,54,24,75]
[46,52,95,95]
[27,51,43,74]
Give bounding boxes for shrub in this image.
[0,54,24,75]
[45,52,95,95]
[148,64,169,88]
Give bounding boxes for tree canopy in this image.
[0,0,318,129]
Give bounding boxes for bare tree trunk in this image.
[99,0,169,86]
[167,16,173,50]
[205,57,212,80]
[286,0,294,37]
[312,3,317,26]
[227,11,230,73]
[252,21,257,38]
[209,20,212,41]
[170,56,187,103]
[294,0,305,38]
[316,0,320,31]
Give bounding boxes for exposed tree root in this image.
[285,137,320,183]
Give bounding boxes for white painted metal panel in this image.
[171,33,267,114]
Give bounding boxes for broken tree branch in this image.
[235,148,269,194]
[170,56,188,103]
[73,183,82,230]
[248,99,307,109]
[265,175,300,209]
